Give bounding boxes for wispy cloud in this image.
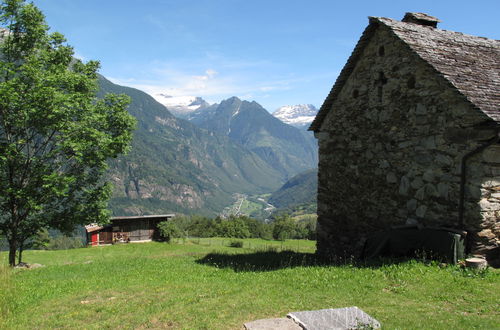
[108,55,337,110]
[111,61,287,99]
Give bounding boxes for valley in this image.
[221,193,275,219]
[98,76,318,218]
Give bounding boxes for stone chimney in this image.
[402,12,441,28]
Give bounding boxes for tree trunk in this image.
[18,242,24,265]
[8,239,17,267]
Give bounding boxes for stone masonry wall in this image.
[316,25,499,263]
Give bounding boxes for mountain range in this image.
[98,77,320,217]
[272,104,318,130]
[153,93,319,130]
[98,77,284,216]
[153,94,210,118]
[186,97,318,181]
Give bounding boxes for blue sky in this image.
[32,0,500,112]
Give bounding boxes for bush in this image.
[31,229,83,250]
[216,217,251,238]
[158,221,182,243]
[48,236,84,250]
[272,215,298,240]
[229,241,244,248]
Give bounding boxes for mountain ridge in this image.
[98,77,283,216]
[187,96,318,181]
[273,104,318,130]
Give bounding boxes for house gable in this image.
[313,14,500,264]
[311,15,500,131]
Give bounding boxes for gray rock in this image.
[244,318,302,330]
[414,153,433,165]
[416,205,427,218]
[415,186,426,200]
[435,153,453,166]
[386,172,397,184]
[398,140,413,149]
[411,177,424,189]
[415,103,427,115]
[437,183,449,199]
[425,183,438,197]
[406,199,417,211]
[399,176,410,195]
[288,307,380,330]
[483,146,500,163]
[421,136,436,149]
[379,159,390,169]
[422,169,434,182]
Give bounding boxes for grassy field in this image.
[1,240,499,329]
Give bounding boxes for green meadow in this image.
[1,239,499,329]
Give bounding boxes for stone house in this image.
[309,13,499,265]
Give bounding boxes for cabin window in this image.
[407,75,416,89]
[378,46,385,56]
[376,71,388,102]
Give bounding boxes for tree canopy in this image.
[0,0,135,266]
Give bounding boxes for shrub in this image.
[229,241,244,248]
[272,215,297,240]
[48,236,84,250]
[216,217,251,238]
[158,221,182,243]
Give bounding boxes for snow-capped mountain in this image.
[152,94,210,118]
[272,104,318,129]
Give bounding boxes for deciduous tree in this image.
[0,0,135,266]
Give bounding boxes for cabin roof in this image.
[111,214,175,221]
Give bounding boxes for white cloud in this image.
[107,56,336,110]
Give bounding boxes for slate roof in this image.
[310,14,500,131]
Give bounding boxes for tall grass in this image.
[0,257,16,327]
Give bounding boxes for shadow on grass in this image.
[196,250,327,272]
[196,249,454,272]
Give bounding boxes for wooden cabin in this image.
[85,214,175,246]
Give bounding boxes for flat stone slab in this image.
[244,318,302,330]
[288,306,380,330]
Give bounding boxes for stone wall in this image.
[316,25,499,264]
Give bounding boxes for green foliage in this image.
[165,214,274,240]
[46,235,84,250]
[157,221,182,243]
[0,0,135,265]
[215,216,251,239]
[272,215,297,240]
[238,215,273,239]
[179,215,217,238]
[31,229,51,250]
[271,214,316,240]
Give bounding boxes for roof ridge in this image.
[310,15,500,131]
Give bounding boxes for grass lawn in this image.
[1,240,499,329]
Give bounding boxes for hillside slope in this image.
[188,97,318,180]
[268,168,317,210]
[98,77,283,216]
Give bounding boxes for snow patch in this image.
[152,94,210,115]
[273,104,318,128]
